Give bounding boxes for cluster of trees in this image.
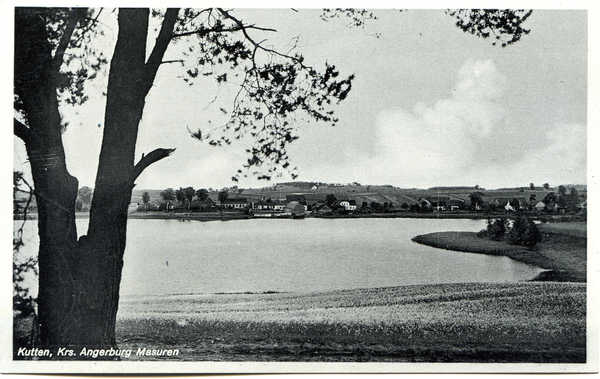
[478,216,543,249]
[360,201,395,213]
[529,182,550,191]
[139,187,212,211]
[544,185,582,212]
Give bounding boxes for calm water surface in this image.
[16,217,543,298]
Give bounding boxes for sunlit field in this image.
[116,282,586,362]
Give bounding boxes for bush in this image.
[486,218,509,241]
[507,215,542,249]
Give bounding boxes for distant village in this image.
[14,181,587,220]
[128,182,587,219]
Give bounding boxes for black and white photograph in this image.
[3,1,598,374]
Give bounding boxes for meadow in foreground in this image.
[116,282,585,362]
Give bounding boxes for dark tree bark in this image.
[14,7,179,354]
[15,7,82,350]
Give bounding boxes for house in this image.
[533,201,547,212]
[492,198,510,210]
[493,198,530,211]
[339,199,357,211]
[445,199,463,211]
[418,197,439,210]
[286,194,308,211]
[312,203,333,215]
[222,198,249,209]
[418,196,464,211]
[282,201,306,217]
[252,198,287,212]
[253,199,275,210]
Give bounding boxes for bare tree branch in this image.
[51,7,88,74]
[216,9,281,58]
[171,23,277,39]
[133,148,176,180]
[161,59,184,65]
[142,8,180,95]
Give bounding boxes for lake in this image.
[16,217,544,298]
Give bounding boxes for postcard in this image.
[2,0,598,374]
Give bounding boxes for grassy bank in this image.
[115,282,585,362]
[412,227,586,282]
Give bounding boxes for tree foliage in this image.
[218,190,229,204]
[160,188,176,202]
[142,191,150,207]
[480,216,542,249]
[469,191,484,208]
[75,186,93,211]
[507,215,542,249]
[325,193,337,208]
[485,217,509,241]
[543,192,557,205]
[164,8,355,181]
[558,185,567,196]
[446,9,532,47]
[509,198,520,210]
[196,188,210,202]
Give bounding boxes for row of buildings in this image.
[417,195,585,213]
[131,190,585,216]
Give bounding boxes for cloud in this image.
[506,123,586,186]
[357,59,586,188]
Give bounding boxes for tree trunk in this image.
[15,8,179,356]
[79,8,150,350]
[15,7,82,352]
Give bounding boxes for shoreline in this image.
[412,230,586,282]
[14,211,583,222]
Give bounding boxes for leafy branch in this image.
[446,9,532,47]
[173,8,354,181]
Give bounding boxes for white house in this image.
[339,199,357,211]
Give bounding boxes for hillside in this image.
[130,182,586,208]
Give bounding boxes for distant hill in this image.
[427,186,482,192]
[125,182,587,206]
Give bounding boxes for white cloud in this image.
[354,59,586,188]
[505,123,587,186]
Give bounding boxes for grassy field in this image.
[538,221,587,237]
[115,282,586,362]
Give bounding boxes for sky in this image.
[12,7,591,191]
